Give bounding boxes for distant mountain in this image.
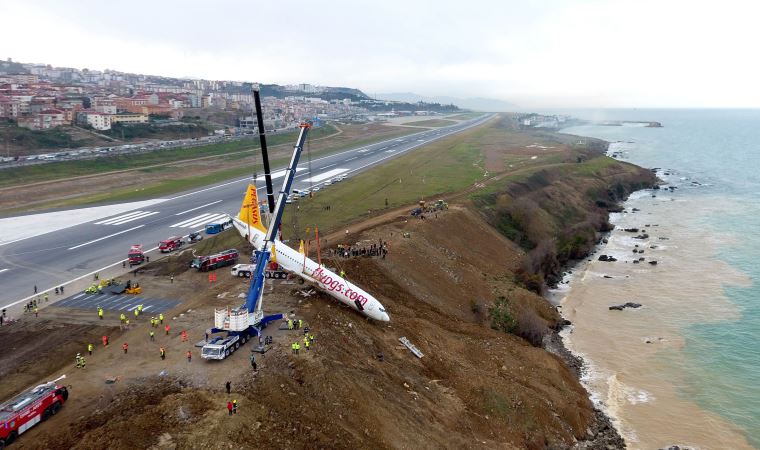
[377,93,517,112]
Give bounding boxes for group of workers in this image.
[288,318,315,355]
[330,241,389,259]
[76,306,188,367]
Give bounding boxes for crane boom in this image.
[244,122,310,313]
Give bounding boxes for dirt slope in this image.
[6,205,606,450]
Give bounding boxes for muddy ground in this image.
[1,203,614,450]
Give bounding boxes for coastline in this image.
[545,331,627,448]
[548,131,755,449]
[540,135,655,448]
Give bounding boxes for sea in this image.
[552,109,760,449]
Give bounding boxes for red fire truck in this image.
[0,376,69,448]
[190,249,239,272]
[159,236,184,253]
[127,244,145,266]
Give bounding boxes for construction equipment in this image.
[125,281,142,295]
[434,199,448,210]
[202,114,311,361]
[0,375,69,448]
[190,249,239,272]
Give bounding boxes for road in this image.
[0,114,492,310]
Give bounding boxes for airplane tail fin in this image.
[238,184,267,233]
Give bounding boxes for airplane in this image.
[232,184,390,322]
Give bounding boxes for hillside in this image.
[1,115,657,449]
[14,206,613,450]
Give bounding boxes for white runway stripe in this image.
[175,200,222,215]
[170,213,215,228]
[109,211,159,225]
[183,213,228,229]
[68,225,144,250]
[306,168,348,183]
[95,210,159,225]
[95,211,147,225]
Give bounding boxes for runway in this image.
[0,114,492,309]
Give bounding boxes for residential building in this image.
[77,111,112,130]
[110,113,148,125]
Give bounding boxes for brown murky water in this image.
[555,191,753,449]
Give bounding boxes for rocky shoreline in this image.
[542,140,661,449]
[545,331,627,449]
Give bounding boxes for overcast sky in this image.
[1,0,758,107]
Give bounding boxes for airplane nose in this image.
[376,311,390,322]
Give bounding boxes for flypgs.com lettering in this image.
[311,267,368,307]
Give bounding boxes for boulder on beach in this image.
[634,233,650,239]
[624,228,639,233]
[598,255,617,262]
[609,302,642,311]
[649,260,658,265]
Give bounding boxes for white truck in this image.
[231,262,288,279]
[231,264,254,278]
[201,307,264,360]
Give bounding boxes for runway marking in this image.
[321,163,336,169]
[72,293,85,300]
[305,168,348,183]
[1,116,492,312]
[170,213,215,228]
[345,157,357,161]
[93,211,146,224]
[68,225,145,250]
[0,268,8,274]
[171,213,228,229]
[175,200,223,215]
[142,305,152,312]
[95,211,159,225]
[385,149,396,153]
[108,211,159,225]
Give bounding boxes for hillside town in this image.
[0,58,459,134]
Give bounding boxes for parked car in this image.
[187,231,203,243]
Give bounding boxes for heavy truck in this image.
[230,260,288,279]
[127,244,145,266]
[202,109,311,361]
[0,376,68,449]
[190,249,239,271]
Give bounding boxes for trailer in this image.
[0,376,68,449]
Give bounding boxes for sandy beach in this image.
[556,188,754,449]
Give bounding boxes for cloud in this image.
[2,0,759,107]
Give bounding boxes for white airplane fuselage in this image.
[233,217,390,322]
